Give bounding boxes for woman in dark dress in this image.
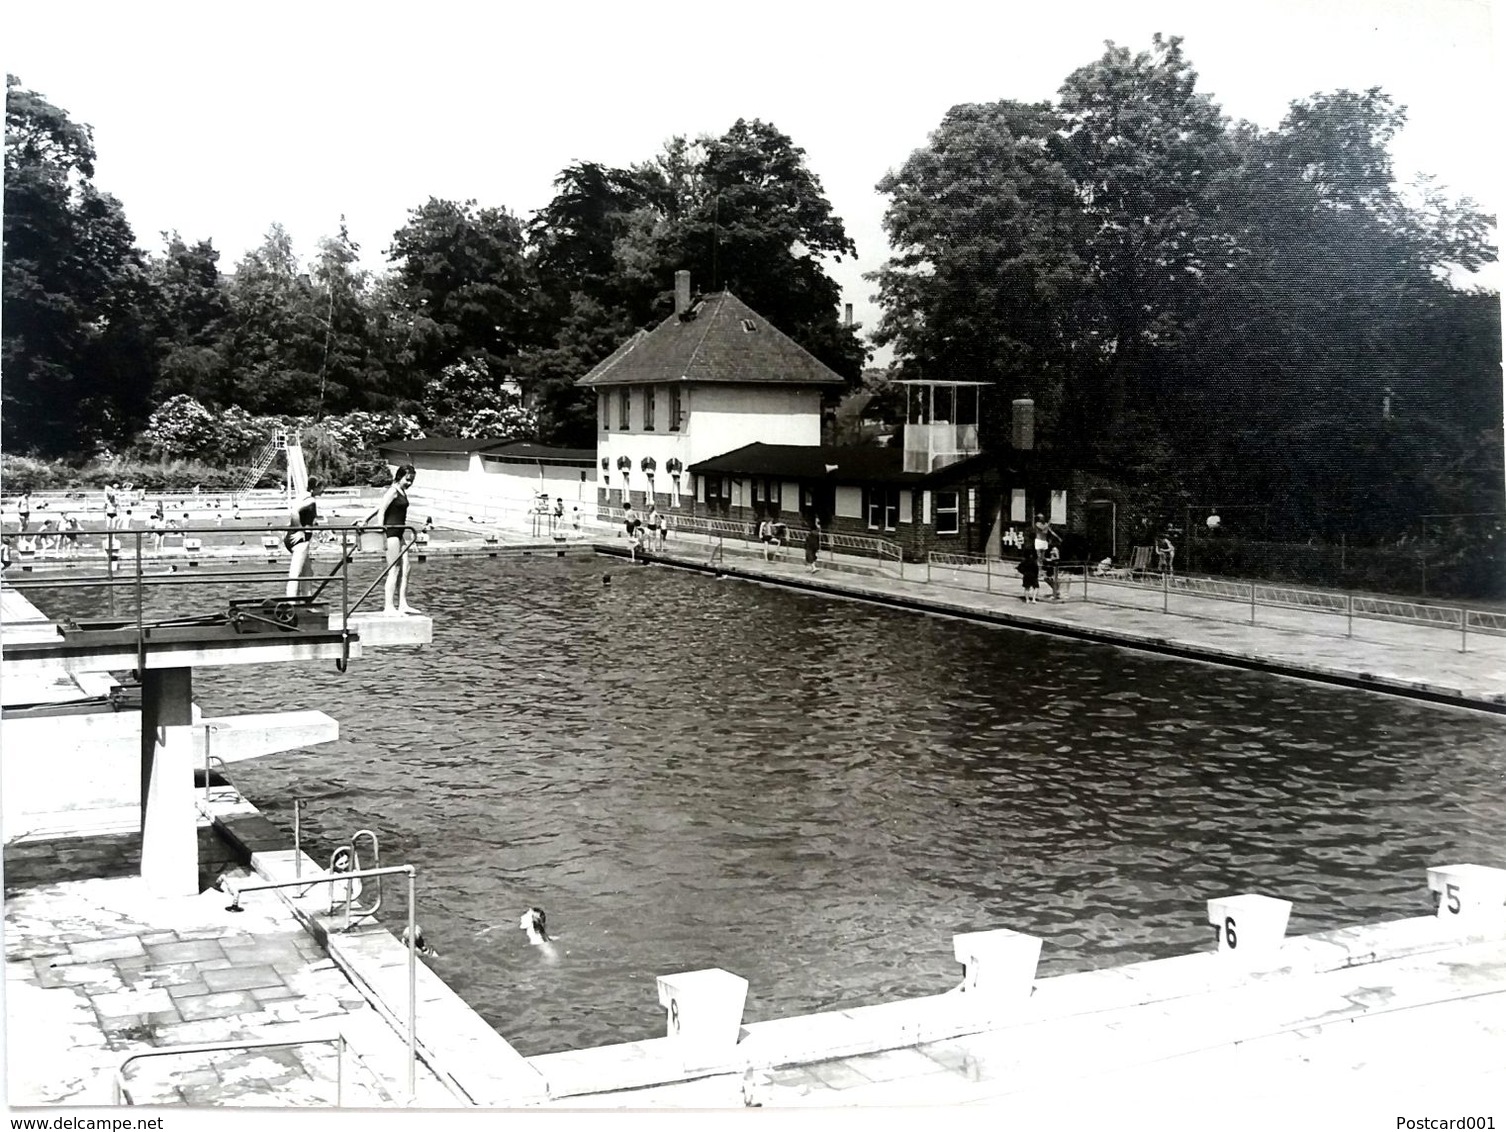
[804,519,821,573]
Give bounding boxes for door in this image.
[1085,500,1116,561]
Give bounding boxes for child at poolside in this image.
[1017,548,1040,602]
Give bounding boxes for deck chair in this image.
[1127,545,1152,581]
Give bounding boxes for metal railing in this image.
[115,1031,349,1106]
[592,505,905,574]
[1063,562,1506,652]
[914,549,1505,651]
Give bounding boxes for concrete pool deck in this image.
[598,539,1506,713]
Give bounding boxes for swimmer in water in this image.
[519,906,550,944]
[402,923,439,959]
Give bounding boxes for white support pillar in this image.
[1427,864,1506,926]
[1206,893,1292,957]
[656,968,747,1069]
[139,668,199,896]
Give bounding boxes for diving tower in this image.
[1,527,431,897]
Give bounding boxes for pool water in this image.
[28,555,1506,1056]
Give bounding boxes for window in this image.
[618,388,630,430]
[753,480,763,503]
[765,479,781,506]
[668,385,683,431]
[866,487,900,531]
[936,490,960,535]
[599,393,609,432]
[645,385,656,431]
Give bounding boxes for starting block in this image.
[656,967,747,1069]
[952,928,1042,1001]
[1207,893,1291,957]
[1427,864,1506,925]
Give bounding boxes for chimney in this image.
[1011,398,1035,451]
[843,303,853,326]
[675,270,691,315]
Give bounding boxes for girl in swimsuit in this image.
[360,464,418,615]
[284,477,323,597]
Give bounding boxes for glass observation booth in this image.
[899,380,988,474]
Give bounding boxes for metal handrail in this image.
[114,1030,347,1106]
[217,864,420,1099]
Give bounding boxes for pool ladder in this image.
[292,800,383,931]
[323,830,383,928]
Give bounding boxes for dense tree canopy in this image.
[4,76,156,455]
[870,36,1499,541]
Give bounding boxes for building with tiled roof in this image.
[576,271,846,509]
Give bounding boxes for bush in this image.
[1,455,81,492]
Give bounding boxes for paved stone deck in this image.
[3,871,456,1107]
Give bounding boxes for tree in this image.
[1047,35,1236,438]
[146,232,230,403]
[4,75,157,455]
[306,218,396,416]
[385,198,538,385]
[660,119,867,382]
[218,224,322,414]
[869,99,1086,444]
[419,357,537,438]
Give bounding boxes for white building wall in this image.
[479,461,595,510]
[594,383,825,502]
[397,454,476,496]
[689,385,822,463]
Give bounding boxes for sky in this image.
[5,0,1502,366]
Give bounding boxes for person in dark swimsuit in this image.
[359,464,418,615]
[284,477,323,597]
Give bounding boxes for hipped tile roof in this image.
[574,292,847,389]
[689,443,1000,486]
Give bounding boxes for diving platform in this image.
[2,570,431,898]
[0,610,431,678]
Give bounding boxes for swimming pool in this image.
[28,555,1506,1056]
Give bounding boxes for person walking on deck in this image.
[804,519,821,573]
[358,465,419,615]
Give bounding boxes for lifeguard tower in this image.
[899,380,987,473]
